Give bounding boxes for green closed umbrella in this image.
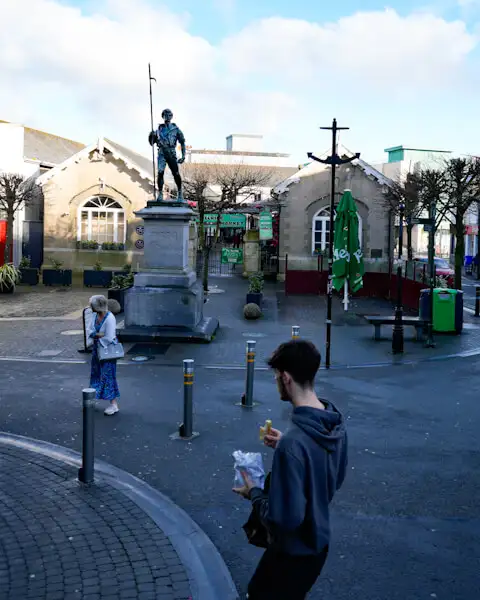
[332,189,364,310]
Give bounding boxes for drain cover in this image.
[131,355,151,362]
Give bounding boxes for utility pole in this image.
[425,198,436,348]
[392,202,405,354]
[307,119,360,369]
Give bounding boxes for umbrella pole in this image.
[343,280,349,311]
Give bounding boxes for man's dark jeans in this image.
[247,546,329,600]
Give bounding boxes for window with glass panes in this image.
[312,208,331,253]
[78,197,126,244]
[312,206,362,254]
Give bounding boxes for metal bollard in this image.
[242,341,256,408]
[292,325,300,340]
[78,388,96,484]
[178,360,196,439]
[78,306,93,354]
[476,287,480,317]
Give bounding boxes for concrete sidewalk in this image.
[0,437,238,600]
[1,276,480,369]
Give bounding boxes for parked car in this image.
[413,257,454,286]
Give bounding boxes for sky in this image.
[1,0,480,165]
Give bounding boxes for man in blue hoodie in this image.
[233,340,348,600]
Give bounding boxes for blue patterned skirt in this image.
[90,342,120,401]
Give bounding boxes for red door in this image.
[0,220,7,265]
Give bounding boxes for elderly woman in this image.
[88,295,120,415]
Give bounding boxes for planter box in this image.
[246,292,263,306]
[108,287,129,313]
[84,270,113,288]
[42,269,72,286]
[20,268,39,286]
[0,283,15,294]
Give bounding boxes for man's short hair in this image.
[267,340,321,387]
[162,108,172,118]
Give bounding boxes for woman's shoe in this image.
[104,403,119,416]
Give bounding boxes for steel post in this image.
[243,341,256,408]
[78,388,96,484]
[392,266,404,354]
[291,325,300,340]
[179,359,194,439]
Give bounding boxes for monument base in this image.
[117,317,219,344]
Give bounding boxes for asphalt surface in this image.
[0,358,479,599]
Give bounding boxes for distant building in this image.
[0,120,85,265]
[373,145,453,259]
[187,134,299,204]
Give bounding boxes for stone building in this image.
[273,148,394,291]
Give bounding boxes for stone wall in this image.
[278,163,392,277]
[41,149,151,271]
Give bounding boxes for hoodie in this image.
[249,401,348,556]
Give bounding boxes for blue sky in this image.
[1,0,480,165]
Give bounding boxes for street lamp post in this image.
[307,119,360,369]
[398,202,405,260]
[392,202,405,354]
[425,198,437,348]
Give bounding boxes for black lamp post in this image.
[425,198,436,348]
[398,202,405,260]
[392,203,405,354]
[307,118,360,369]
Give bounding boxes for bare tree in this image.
[211,162,273,206]
[0,173,39,264]
[384,172,423,260]
[183,161,274,292]
[439,157,480,289]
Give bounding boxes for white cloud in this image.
[0,1,478,162]
[222,9,476,88]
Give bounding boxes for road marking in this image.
[0,357,86,364]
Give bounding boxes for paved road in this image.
[0,357,479,599]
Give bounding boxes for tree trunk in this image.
[202,245,210,293]
[454,213,465,290]
[5,209,14,264]
[407,224,413,261]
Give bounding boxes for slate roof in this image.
[0,120,85,165]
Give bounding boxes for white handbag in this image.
[98,342,125,362]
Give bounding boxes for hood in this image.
[292,402,346,452]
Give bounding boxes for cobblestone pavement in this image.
[0,286,93,318]
[0,445,192,600]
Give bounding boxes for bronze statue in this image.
[149,108,186,201]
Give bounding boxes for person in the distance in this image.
[233,340,348,600]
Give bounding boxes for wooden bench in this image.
[364,315,427,342]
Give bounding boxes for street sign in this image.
[221,248,244,264]
[194,214,247,229]
[259,211,273,241]
[411,218,434,226]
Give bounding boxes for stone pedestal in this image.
[117,201,218,343]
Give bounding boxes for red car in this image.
[413,257,454,286]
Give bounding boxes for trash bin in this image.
[418,288,463,334]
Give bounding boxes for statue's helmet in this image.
[162,108,173,120]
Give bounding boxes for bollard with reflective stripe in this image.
[476,287,480,318]
[242,341,256,408]
[178,359,197,439]
[292,325,300,340]
[78,388,96,484]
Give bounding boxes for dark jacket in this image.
[249,402,348,555]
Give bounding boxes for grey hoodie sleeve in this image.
[250,444,306,533]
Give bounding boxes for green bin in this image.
[432,289,458,333]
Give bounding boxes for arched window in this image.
[78,196,126,244]
[312,206,362,254]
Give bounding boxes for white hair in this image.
[90,295,108,312]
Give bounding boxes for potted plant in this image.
[18,256,39,285]
[83,260,113,288]
[102,242,125,251]
[108,271,134,312]
[113,262,132,278]
[76,240,99,250]
[246,272,264,306]
[0,263,20,294]
[42,258,72,286]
